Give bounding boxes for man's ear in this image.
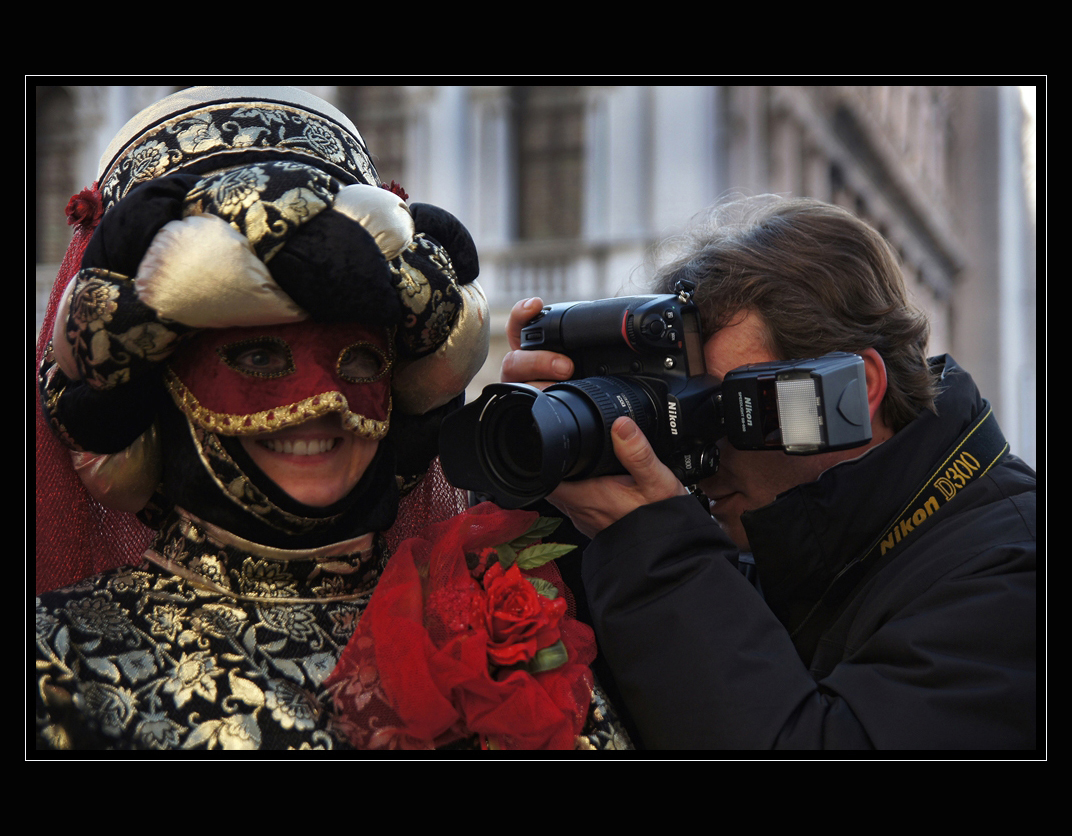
[860,348,892,441]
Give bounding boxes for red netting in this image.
[35,222,156,595]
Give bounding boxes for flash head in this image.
[719,353,871,454]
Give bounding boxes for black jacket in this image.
[582,357,1036,750]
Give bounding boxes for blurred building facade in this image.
[34,84,1037,467]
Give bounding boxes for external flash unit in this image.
[718,353,871,454]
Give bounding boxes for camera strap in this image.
[789,401,1010,667]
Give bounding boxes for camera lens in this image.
[439,377,659,508]
[484,399,544,484]
[544,378,657,481]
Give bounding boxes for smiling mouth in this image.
[257,437,338,456]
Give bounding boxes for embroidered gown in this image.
[35,508,632,751]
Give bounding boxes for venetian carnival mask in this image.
[166,320,394,441]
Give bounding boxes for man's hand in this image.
[500,297,573,388]
[547,416,689,540]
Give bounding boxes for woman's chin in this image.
[268,471,354,507]
[286,487,351,507]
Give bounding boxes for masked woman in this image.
[35,87,629,751]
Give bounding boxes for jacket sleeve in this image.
[580,494,1035,750]
[581,495,828,749]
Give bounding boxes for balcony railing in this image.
[476,238,652,311]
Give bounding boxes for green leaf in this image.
[526,577,559,599]
[526,640,568,674]
[507,517,564,550]
[515,542,577,570]
[495,543,517,569]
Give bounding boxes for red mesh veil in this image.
[35,215,155,595]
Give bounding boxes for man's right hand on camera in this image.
[500,297,573,389]
[499,297,687,538]
[547,416,689,539]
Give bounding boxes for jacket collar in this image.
[742,356,981,632]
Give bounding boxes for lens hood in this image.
[439,377,657,508]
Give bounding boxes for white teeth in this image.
[261,437,337,455]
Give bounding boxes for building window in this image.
[513,86,584,240]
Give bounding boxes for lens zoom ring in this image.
[565,377,656,476]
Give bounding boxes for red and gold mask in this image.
[165,320,393,440]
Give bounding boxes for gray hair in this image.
[652,195,935,431]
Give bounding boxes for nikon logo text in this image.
[933,451,981,500]
[879,451,981,556]
[668,399,679,435]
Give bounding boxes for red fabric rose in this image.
[481,562,567,666]
[66,183,103,229]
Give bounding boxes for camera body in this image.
[519,292,706,383]
[517,290,721,483]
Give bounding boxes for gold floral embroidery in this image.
[197,165,271,217]
[100,101,378,210]
[173,113,226,157]
[115,321,181,364]
[35,511,382,750]
[182,162,338,262]
[69,271,121,326]
[63,268,188,390]
[125,139,175,184]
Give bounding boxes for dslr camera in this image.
[439,282,871,509]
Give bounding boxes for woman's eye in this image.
[219,339,294,377]
[338,344,388,382]
[238,349,284,371]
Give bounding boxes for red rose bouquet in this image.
[325,503,596,750]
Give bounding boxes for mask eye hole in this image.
[338,342,390,383]
[218,337,294,378]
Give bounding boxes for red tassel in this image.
[65,182,103,230]
[382,180,409,201]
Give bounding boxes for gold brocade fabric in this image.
[97,93,380,211]
[34,510,632,751]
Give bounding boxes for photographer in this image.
[499,196,1036,750]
